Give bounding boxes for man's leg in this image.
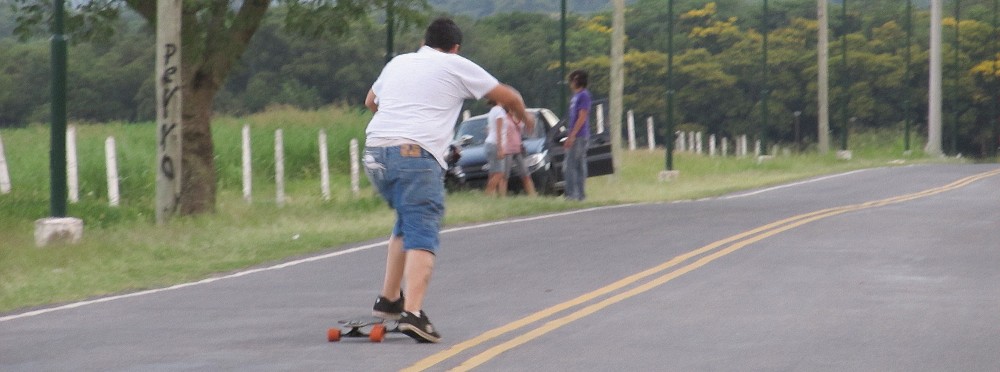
[380,234,405,300]
[576,139,588,200]
[391,145,443,342]
[402,249,435,312]
[564,143,582,200]
[397,248,440,342]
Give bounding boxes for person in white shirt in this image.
[362,17,533,343]
[484,100,508,196]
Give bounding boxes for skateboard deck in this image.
[327,316,399,342]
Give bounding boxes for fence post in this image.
[66,125,78,203]
[350,138,360,197]
[709,134,717,157]
[275,129,285,207]
[626,110,636,150]
[0,133,10,194]
[319,130,331,201]
[596,103,605,134]
[646,117,655,150]
[242,125,251,203]
[104,137,120,207]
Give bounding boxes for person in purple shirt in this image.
[563,70,591,201]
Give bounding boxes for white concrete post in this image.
[241,125,251,203]
[66,125,78,203]
[596,104,605,134]
[722,137,729,157]
[754,140,762,157]
[709,134,717,157]
[696,132,703,155]
[0,133,10,194]
[104,137,120,207]
[646,117,655,150]
[626,110,636,150]
[677,131,686,153]
[274,129,285,207]
[688,132,695,152]
[350,138,360,197]
[319,130,331,201]
[740,135,749,157]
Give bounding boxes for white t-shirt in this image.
[485,105,504,145]
[367,46,500,168]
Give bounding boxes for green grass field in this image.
[0,105,959,314]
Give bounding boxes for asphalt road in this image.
[2,164,999,371]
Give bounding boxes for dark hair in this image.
[424,18,463,50]
[569,70,589,88]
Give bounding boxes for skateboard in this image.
[327,316,399,343]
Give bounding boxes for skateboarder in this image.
[362,17,532,343]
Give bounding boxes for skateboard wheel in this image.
[327,328,341,342]
[369,324,386,342]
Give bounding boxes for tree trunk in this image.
[179,71,218,215]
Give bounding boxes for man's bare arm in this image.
[485,84,534,130]
[569,108,589,136]
[365,89,378,113]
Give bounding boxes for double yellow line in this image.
[405,168,1000,371]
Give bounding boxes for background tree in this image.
[11,0,429,215]
[6,0,1000,157]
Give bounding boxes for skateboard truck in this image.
[328,317,398,343]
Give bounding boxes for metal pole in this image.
[794,111,802,153]
[761,0,769,155]
[951,0,960,155]
[904,0,913,152]
[665,0,675,171]
[927,0,944,156]
[610,0,625,171]
[385,0,394,64]
[993,0,999,157]
[559,0,567,118]
[840,0,848,151]
[50,0,67,217]
[817,0,830,154]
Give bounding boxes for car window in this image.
[456,112,549,145]
[526,112,546,139]
[455,117,488,146]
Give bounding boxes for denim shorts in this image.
[484,142,506,174]
[363,144,444,253]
